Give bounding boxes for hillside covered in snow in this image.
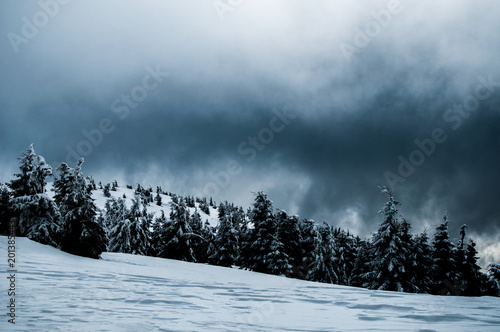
[1,236,500,331]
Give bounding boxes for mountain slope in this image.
[1,237,499,331]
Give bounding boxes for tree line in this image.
[1,144,499,297]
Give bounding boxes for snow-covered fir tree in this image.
[8,144,61,247]
[332,227,358,286]
[14,194,61,247]
[433,213,458,294]
[411,231,435,293]
[462,239,483,296]
[53,159,107,259]
[0,183,14,233]
[276,210,302,278]
[189,209,210,263]
[240,191,291,276]
[306,222,339,284]
[486,263,500,296]
[157,200,196,262]
[365,187,412,292]
[210,205,239,267]
[350,238,371,287]
[10,144,52,197]
[298,218,318,279]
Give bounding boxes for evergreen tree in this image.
[151,210,168,256]
[350,238,372,288]
[486,263,500,296]
[14,194,61,247]
[210,206,239,267]
[54,159,107,259]
[306,222,339,284]
[0,183,14,234]
[240,192,291,276]
[411,231,435,293]
[276,210,302,278]
[189,209,209,263]
[366,187,411,292]
[155,191,162,206]
[10,144,52,197]
[199,197,210,215]
[103,183,111,198]
[433,213,458,294]
[157,200,196,262]
[8,144,61,246]
[297,219,318,279]
[462,239,483,296]
[332,228,358,286]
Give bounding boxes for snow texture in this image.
[1,236,500,331]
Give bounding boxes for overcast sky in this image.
[1,0,499,265]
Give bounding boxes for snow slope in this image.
[1,237,500,331]
[47,182,221,227]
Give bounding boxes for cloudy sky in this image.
[1,0,499,265]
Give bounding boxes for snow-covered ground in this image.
[47,182,221,227]
[1,237,500,331]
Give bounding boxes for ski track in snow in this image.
[1,238,500,331]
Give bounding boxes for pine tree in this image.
[332,228,358,286]
[486,263,500,296]
[14,194,61,247]
[276,210,302,278]
[158,200,196,262]
[306,222,339,284]
[54,159,107,259]
[8,144,61,246]
[350,238,372,288]
[199,197,210,215]
[411,231,435,293]
[210,206,239,267]
[10,144,52,197]
[0,183,14,234]
[366,187,411,292]
[103,183,111,198]
[189,209,209,263]
[155,191,162,206]
[297,219,318,280]
[240,192,291,276]
[151,210,167,256]
[462,239,483,296]
[433,213,458,294]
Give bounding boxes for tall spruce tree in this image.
[433,213,458,294]
[9,144,61,247]
[366,187,411,292]
[462,239,483,296]
[54,159,107,259]
[277,210,302,278]
[210,206,239,267]
[0,183,14,234]
[411,231,435,293]
[157,200,196,262]
[298,219,318,279]
[240,191,291,276]
[306,222,339,284]
[332,228,358,286]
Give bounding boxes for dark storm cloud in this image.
[1,0,500,262]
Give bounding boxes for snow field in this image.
[1,236,500,331]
